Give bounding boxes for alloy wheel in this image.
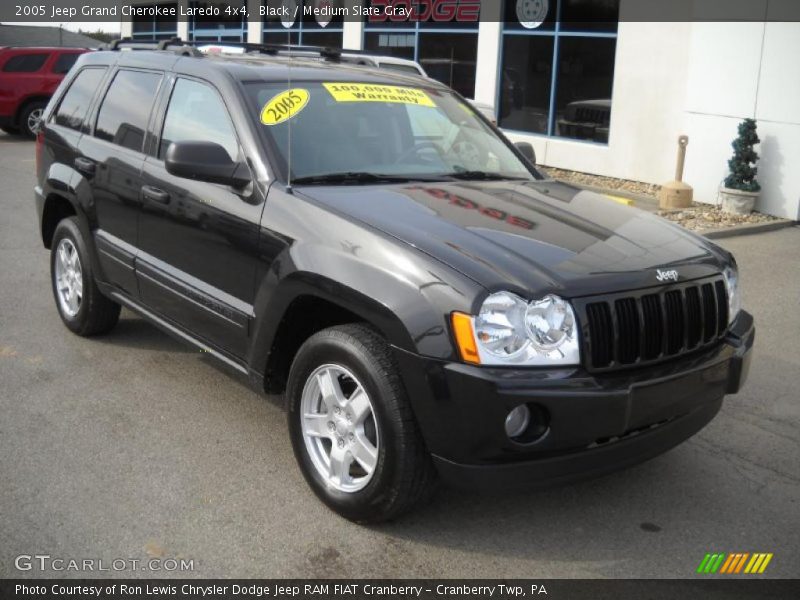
[54,238,83,318]
[27,107,44,135]
[300,364,379,493]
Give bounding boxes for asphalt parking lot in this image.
[1,134,798,579]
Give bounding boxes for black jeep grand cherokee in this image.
[34,41,754,523]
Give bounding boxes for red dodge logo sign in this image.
[369,0,481,22]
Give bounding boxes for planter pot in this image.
[720,186,758,215]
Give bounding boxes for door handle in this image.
[141,185,171,205]
[74,157,96,177]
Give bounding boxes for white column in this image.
[247,0,263,43]
[177,0,190,40]
[474,5,502,106]
[120,20,133,38]
[343,0,364,50]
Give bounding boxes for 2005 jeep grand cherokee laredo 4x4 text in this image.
[34,40,754,523]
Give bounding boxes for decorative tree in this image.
[724,119,761,192]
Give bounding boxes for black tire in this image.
[20,101,47,139]
[287,324,437,523]
[1,125,20,135]
[50,217,121,336]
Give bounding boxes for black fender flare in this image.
[40,164,105,280]
[246,238,478,379]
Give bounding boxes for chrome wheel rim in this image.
[54,238,83,318]
[27,108,43,135]
[300,364,379,493]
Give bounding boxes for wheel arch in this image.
[41,193,77,249]
[250,272,418,395]
[15,95,50,126]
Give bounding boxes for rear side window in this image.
[159,78,238,161]
[3,53,48,73]
[95,70,162,153]
[52,53,80,75]
[53,68,107,132]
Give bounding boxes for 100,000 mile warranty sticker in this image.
[323,83,436,107]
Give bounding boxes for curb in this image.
[567,180,797,239]
[701,219,796,239]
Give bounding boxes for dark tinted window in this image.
[364,33,416,60]
[159,78,238,160]
[498,35,554,134]
[52,53,80,75]
[95,70,162,152]
[554,37,616,142]
[418,32,479,98]
[3,53,48,73]
[53,68,107,131]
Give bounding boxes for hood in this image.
[296,180,729,299]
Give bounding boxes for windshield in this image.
[244,81,537,183]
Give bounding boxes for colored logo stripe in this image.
[698,552,773,574]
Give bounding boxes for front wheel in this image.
[287,324,437,523]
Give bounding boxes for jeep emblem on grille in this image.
[656,269,679,282]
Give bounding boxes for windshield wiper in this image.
[292,172,440,185]
[443,170,530,181]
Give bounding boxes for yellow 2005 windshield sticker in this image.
[323,83,436,107]
[260,88,310,126]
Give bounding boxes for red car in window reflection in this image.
[0,47,89,138]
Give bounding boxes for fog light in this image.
[505,405,531,439]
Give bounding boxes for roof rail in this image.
[105,37,346,61]
[105,37,202,56]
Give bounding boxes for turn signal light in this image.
[451,312,480,364]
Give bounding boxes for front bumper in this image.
[394,311,754,490]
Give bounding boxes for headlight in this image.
[723,265,741,324]
[455,291,580,366]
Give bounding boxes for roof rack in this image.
[105,37,202,56]
[105,37,348,61]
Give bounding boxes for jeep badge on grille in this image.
[656,269,679,282]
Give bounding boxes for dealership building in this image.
[120,1,800,220]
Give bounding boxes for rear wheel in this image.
[20,101,47,139]
[51,217,120,336]
[287,324,437,523]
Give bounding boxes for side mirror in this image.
[515,141,536,165]
[165,141,249,187]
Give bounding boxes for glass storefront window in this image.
[362,1,479,98]
[131,2,178,40]
[560,0,619,33]
[554,36,616,143]
[418,32,478,99]
[263,0,343,47]
[189,1,247,41]
[498,35,553,134]
[364,33,416,59]
[499,0,619,143]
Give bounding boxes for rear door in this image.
[76,68,164,296]
[137,76,262,358]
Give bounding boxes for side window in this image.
[52,68,107,132]
[2,53,48,73]
[52,53,80,75]
[159,78,239,161]
[95,70,163,153]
